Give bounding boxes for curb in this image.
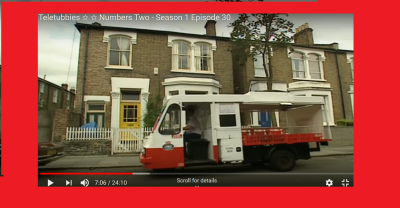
[311,153,353,157]
[38,164,143,171]
[38,153,353,170]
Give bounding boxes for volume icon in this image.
[80,179,89,187]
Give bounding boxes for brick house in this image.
[73,21,234,129]
[233,23,353,128]
[38,77,76,111]
[73,21,353,131]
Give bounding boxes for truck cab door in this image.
[145,101,185,169]
[213,103,244,162]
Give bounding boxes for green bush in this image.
[335,119,354,126]
[143,94,162,128]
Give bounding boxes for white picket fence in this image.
[66,127,153,154]
[65,126,260,153]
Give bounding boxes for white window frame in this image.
[291,52,307,79]
[307,53,324,80]
[40,82,45,93]
[52,90,58,103]
[106,35,133,69]
[172,40,191,71]
[347,57,354,82]
[254,54,268,77]
[168,35,216,74]
[288,48,326,81]
[85,102,106,128]
[194,42,213,72]
[349,85,354,116]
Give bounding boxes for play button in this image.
[48,179,53,186]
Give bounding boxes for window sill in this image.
[105,66,133,70]
[254,75,267,78]
[171,69,215,75]
[293,78,327,82]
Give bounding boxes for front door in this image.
[86,113,104,128]
[120,102,141,141]
[259,112,272,127]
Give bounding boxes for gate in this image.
[112,128,142,154]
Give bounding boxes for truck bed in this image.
[241,127,331,146]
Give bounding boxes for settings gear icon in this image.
[326,179,333,187]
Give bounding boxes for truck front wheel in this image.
[270,150,296,172]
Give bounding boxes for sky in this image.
[0,12,353,90]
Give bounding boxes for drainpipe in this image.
[335,53,346,119]
[80,27,89,122]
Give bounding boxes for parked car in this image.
[38,142,66,166]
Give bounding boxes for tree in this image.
[228,13,295,126]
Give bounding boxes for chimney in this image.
[61,83,68,90]
[70,87,76,94]
[204,20,217,36]
[331,43,339,50]
[294,23,314,46]
[44,74,46,80]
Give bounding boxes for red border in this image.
[1,1,396,207]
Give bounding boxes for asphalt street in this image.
[39,155,353,187]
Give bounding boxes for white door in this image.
[213,103,244,162]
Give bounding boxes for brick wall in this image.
[38,80,76,111]
[74,26,235,126]
[234,43,353,126]
[61,140,111,155]
[52,109,82,142]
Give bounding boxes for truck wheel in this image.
[270,150,296,172]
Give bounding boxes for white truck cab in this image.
[140,91,331,172]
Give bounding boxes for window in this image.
[108,36,131,67]
[169,91,179,96]
[350,58,354,82]
[185,91,208,95]
[291,52,306,79]
[195,43,212,71]
[219,103,237,127]
[159,104,181,135]
[291,51,325,80]
[172,41,190,70]
[121,91,140,101]
[67,93,70,101]
[52,90,58,103]
[39,99,44,108]
[308,54,322,79]
[86,103,106,128]
[254,54,267,77]
[40,83,45,93]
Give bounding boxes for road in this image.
[39,155,353,187]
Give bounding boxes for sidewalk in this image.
[38,145,353,170]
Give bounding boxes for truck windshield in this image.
[151,105,166,133]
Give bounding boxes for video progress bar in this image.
[40,172,353,175]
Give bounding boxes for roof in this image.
[74,23,353,53]
[38,77,74,93]
[166,92,324,110]
[291,44,353,53]
[74,23,230,41]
